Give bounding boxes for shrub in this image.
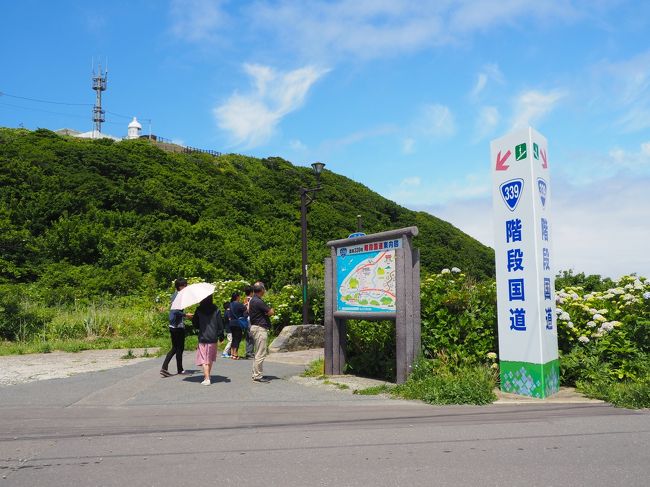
[391,357,497,405]
[420,270,498,364]
[346,320,396,381]
[578,377,650,409]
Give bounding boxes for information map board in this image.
[336,239,402,313]
[324,228,419,384]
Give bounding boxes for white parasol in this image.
[170,282,215,310]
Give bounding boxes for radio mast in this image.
[92,61,108,134]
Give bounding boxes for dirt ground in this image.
[0,348,159,386]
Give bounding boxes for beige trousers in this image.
[250,325,268,380]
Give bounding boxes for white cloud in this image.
[474,106,500,141]
[469,63,504,99]
[407,174,650,279]
[511,89,566,129]
[388,172,490,207]
[171,1,603,61]
[608,141,650,170]
[289,139,308,152]
[214,64,328,148]
[417,104,456,138]
[402,137,416,154]
[320,125,398,151]
[589,50,650,132]
[169,0,228,43]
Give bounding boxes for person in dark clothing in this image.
[228,292,247,360]
[243,285,255,359]
[192,295,224,386]
[249,282,274,383]
[161,278,193,377]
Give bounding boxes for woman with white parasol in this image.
[161,280,217,378]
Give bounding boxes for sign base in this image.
[500,359,560,398]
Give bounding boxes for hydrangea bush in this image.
[555,275,650,382]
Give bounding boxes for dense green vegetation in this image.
[0,127,493,299]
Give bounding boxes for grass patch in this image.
[354,384,394,395]
[323,379,349,390]
[577,378,650,409]
[393,364,497,405]
[301,358,325,378]
[0,336,172,356]
[352,357,497,405]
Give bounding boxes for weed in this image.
[121,349,136,360]
[354,385,394,395]
[302,358,325,378]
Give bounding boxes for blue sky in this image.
[1,0,649,278]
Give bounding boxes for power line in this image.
[0,89,151,127]
[0,101,122,126]
[0,90,93,106]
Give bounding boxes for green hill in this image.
[0,127,494,302]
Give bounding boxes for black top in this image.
[248,295,271,328]
[192,308,224,343]
[229,301,246,320]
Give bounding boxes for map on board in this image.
[337,249,397,312]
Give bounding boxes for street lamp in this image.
[300,162,326,325]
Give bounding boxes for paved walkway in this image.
[0,351,648,486]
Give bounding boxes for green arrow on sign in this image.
[533,143,539,160]
[515,143,527,161]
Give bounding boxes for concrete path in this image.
[0,351,648,486]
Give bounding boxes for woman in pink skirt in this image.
[192,295,225,386]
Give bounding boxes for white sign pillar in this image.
[491,127,559,398]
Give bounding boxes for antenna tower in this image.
[92,61,108,133]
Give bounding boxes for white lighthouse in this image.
[127,117,142,139]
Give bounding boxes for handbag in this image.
[231,304,249,329]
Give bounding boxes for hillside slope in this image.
[0,127,494,299]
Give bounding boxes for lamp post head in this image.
[311,161,325,176]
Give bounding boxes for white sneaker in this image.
[201,379,211,386]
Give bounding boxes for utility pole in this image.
[300,162,326,325]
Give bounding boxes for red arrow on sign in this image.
[495,150,512,171]
[540,149,548,169]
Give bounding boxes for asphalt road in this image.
[0,354,648,486]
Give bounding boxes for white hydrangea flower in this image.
[633,280,644,290]
[623,294,635,301]
[486,352,497,359]
[586,321,597,328]
[603,293,614,299]
[593,314,607,322]
[567,321,575,329]
[451,267,461,273]
[597,309,608,314]
[589,308,598,315]
[559,312,570,321]
[624,283,634,290]
[578,336,590,344]
[441,268,451,274]
[644,292,650,300]
[611,288,625,295]
[571,292,580,300]
[599,322,615,332]
[609,321,622,327]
